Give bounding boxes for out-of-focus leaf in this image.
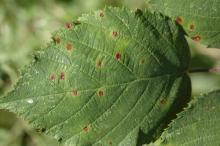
[0,122,60,146]
[148,0,220,48]
[145,90,220,146]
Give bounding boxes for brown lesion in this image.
[99,10,104,17]
[115,52,121,60]
[66,42,73,51]
[175,16,183,25]
[65,22,73,29]
[83,125,90,133]
[112,31,118,38]
[60,72,65,80]
[72,90,78,97]
[52,36,61,44]
[160,98,167,106]
[139,59,145,64]
[96,60,103,68]
[98,89,105,97]
[189,24,195,32]
[191,35,201,42]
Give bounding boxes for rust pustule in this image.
[65,22,73,29]
[192,35,201,41]
[98,90,104,97]
[66,42,73,51]
[160,98,167,105]
[115,53,121,60]
[52,36,61,44]
[72,90,78,96]
[140,59,145,64]
[96,60,103,68]
[189,24,195,31]
[83,126,89,133]
[112,31,118,37]
[99,11,104,17]
[60,72,65,80]
[175,16,183,24]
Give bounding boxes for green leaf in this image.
[146,90,220,146]
[148,0,220,48]
[0,7,191,146]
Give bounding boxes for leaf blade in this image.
[0,7,191,146]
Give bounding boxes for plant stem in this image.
[189,67,220,73]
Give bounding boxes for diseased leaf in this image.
[0,7,191,146]
[146,90,220,146]
[148,0,220,48]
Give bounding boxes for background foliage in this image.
[0,0,219,145]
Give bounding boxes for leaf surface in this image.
[0,7,191,146]
[148,0,220,48]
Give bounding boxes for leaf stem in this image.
[189,67,220,73]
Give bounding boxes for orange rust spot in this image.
[112,31,118,37]
[99,11,104,17]
[52,36,61,44]
[191,35,201,41]
[115,53,121,60]
[65,22,73,29]
[66,42,73,51]
[98,90,104,97]
[72,90,78,96]
[175,16,183,24]
[83,126,89,133]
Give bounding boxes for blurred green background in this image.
[0,0,219,145]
